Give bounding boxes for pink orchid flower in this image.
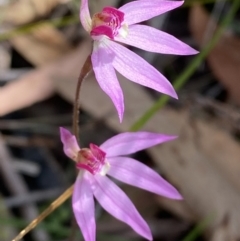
[80,0,197,121]
[60,127,182,241]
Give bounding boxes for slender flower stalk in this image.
[73,55,92,139]
[80,0,198,121]
[11,185,74,241]
[60,127,182,241]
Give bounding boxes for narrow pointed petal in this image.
[59,127,80,159]
[115,24,198,55]
[108,157,182,199]
[72,173,96,241]
[119,0,184,26]
[100,132,177,157]
[80,0,92,32]
[92,42,124,121]
[92,175,152,240]
[108,41,177,98]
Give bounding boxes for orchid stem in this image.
[12,185,74,241]
[73,55,92,139]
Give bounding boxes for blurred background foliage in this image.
[0,0,240,241]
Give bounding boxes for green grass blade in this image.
[130,0,240,131]
[182,213,215,241]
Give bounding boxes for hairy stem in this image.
[73,55,92,139]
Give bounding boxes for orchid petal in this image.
[108,41,177,99]
[115,24,198,55]
[100,131,177,157]
[108,157,182,199]
[59,127,80,160]
[92,41,124,122]
[92,175,152,240]
[72,172,95,241]
[80,0,92,32]
[119,0,184,26]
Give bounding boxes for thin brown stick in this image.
[12,185,74,241]
[73,55,92,139]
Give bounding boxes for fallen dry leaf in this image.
[190,4,240,105]
[0,0,62,25]
[0,38,93,116]
[11,24,72,66]
[210,216,231,241]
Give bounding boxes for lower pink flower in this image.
[60,127,182,241]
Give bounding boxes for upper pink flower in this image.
[60,127,182,241]
[80,0,198,121]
